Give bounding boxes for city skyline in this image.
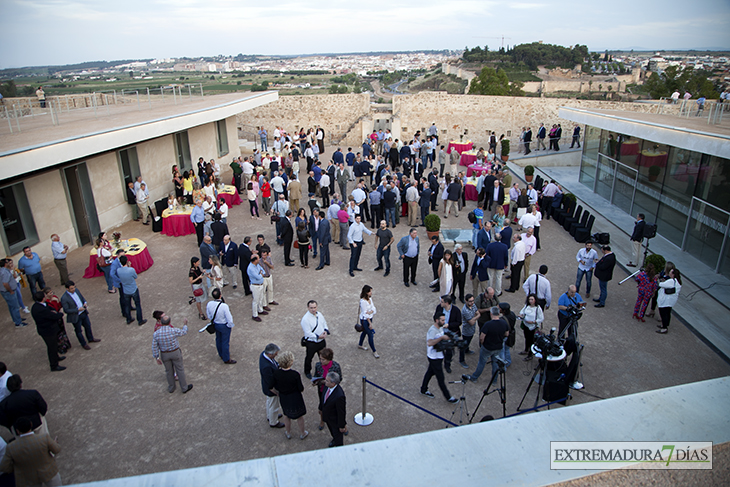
[2,0,729,69]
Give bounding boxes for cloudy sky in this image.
[2,0,729,68]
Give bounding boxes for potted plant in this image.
[563,192,577,206]
[501,138,510,162]
[524,165,535,183]
[424,213,441,240]
[648,165,661,182]
[644,253,666,273]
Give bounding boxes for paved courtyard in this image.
[1,147,729,485]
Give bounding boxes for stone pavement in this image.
[1,146,728,485]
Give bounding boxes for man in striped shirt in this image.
[152,314,192,394]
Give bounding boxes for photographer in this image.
[466,307,509,383]
[433,295,462,373]
[557,285,585,337]
[420,314,458,403]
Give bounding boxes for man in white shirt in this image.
[242,157,255,195]
[522,264,552,310]
[205,288,236,364]
[505,235,526,292]
[136,183,150,225]
[518,205,539,230]
[405,182,419,227]
[270,172,285,201]
[420,314,458,403]
[526,184,538,206]
[0,362,11,401]
[521,228,537,281]
[300,300,329,379]
[575,241,598,298]
[347,215,373,277]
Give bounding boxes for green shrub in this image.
[645,254,666,273]
[524,165,535,176]
[424,213,441,232]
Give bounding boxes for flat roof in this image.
[559,107,730,160]
[0,91,277,181]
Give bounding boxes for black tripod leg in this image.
[517,360,542,411]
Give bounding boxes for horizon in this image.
[1,0,728,70]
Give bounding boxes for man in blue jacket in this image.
[470,247,490,297]
[476,221,492,251]
[485,233,509,296]
[315,211,332,270]
[259,343,285,428]
[220,235,238,289]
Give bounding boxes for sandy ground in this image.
[1,146,728,485]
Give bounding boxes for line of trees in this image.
[643,66,720,99]
[463,42,589,71]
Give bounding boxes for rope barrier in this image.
[363,377,458,427]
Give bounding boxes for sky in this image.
[1,0,729,69]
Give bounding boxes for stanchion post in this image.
[354,376,374,426]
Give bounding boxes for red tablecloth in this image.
[460,152,477,167]
[447,141,473,155]
[637,151,668,168]
[219,190,242,207]
[467,164,491,178]
[162,213,196,237]
[621,141,640,156]
[83,248,154,278]
[465,183,478,201]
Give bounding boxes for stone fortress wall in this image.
[237,92,678,152]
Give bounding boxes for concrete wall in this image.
[392,92,680,149]
[236,93,371,142]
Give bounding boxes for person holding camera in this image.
[420,314,458,403]
[433,295,462,373]
[466,307,509,383]
[557,285,586,336]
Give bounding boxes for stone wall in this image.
[235,93,370,146]
[392,92,679,149]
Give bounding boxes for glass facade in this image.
[579,125,730,276]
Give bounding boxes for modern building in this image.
[0,91,277,262]
[560,107,730,277]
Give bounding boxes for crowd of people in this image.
[1,124,684,482]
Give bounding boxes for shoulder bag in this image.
[206,302,223,335]
[355,302,364,333]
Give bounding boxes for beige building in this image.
[0,92,277,263]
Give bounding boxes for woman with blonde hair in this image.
[208,255,223,296]
[272,351,309,440]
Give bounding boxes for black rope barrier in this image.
[363,378,458,427]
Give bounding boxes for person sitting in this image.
[167,192,179,211]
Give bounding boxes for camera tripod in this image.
[447,376,471,427]
[469,357,507,422]
[619,235,655,285]
[517,351,549,411]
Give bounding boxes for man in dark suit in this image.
[419,178,431,226]
[554,124,562,151]
[210,214,229,251]
[0,417,61,486]
[628,213,646,268]
[594,245,616,307]
[414,158,424,183]
[470,247,490,297]
[308,208,320,259]
[199,236,217,273]
[60,281,99,351]
[428,169,439,211]
[523,127,532,154]
[486,179,505,212]
[481,171,497,209]
[30,292,66,372]
[485,233,510,296]
[238,237,253,296]
[319,371,347,447]
[452,244,470,304]
[0,375,48,434]
[428,235,444,290]
[220,235,238,289]
[259,343,285,429]
[316,212,332,270]
[280,210,295,266]
[476,221,492,251]
[434,295,463,373]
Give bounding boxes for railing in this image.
[1,84,205,134]
[655,97,726,124]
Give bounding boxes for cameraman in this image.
[557,285,585,336]
[467,307,509,383]
[420,314,458,403]
[433,295,462,374]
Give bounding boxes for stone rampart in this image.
[236,93,370,146]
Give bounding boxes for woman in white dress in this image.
[438,249,454,298]
[208,255,224,297]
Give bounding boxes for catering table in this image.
[446,141,474,155]
[459,150,478,167]
[467,163,491,178]
[465,180,479,201]
[83,238,154,279]
[637,150,668,168]
[218,185,242,207]
[161,207,195,237]
[620,140,640,156]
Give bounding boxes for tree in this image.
[129,71,133,78]
[469,67,524,96]
[0,80,18,98]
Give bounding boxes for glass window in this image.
[174,131,192,171]
[0,183,38,255]
[118,147,140,191]
[595,153,614,202]
[579,125,600,187]
[684,199,729,272]
[695,155,730,209]
[216,120,229,157]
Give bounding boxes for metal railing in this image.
[656,97,726,124]
[1,84,205,134]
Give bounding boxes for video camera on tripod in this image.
[434,330,469,352]
[534,328,563,358]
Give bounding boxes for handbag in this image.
[192,286,204,297]
[355,303,364,332]
[300,336,308,347]
[664,280,676,295]
[206,302,223,335]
